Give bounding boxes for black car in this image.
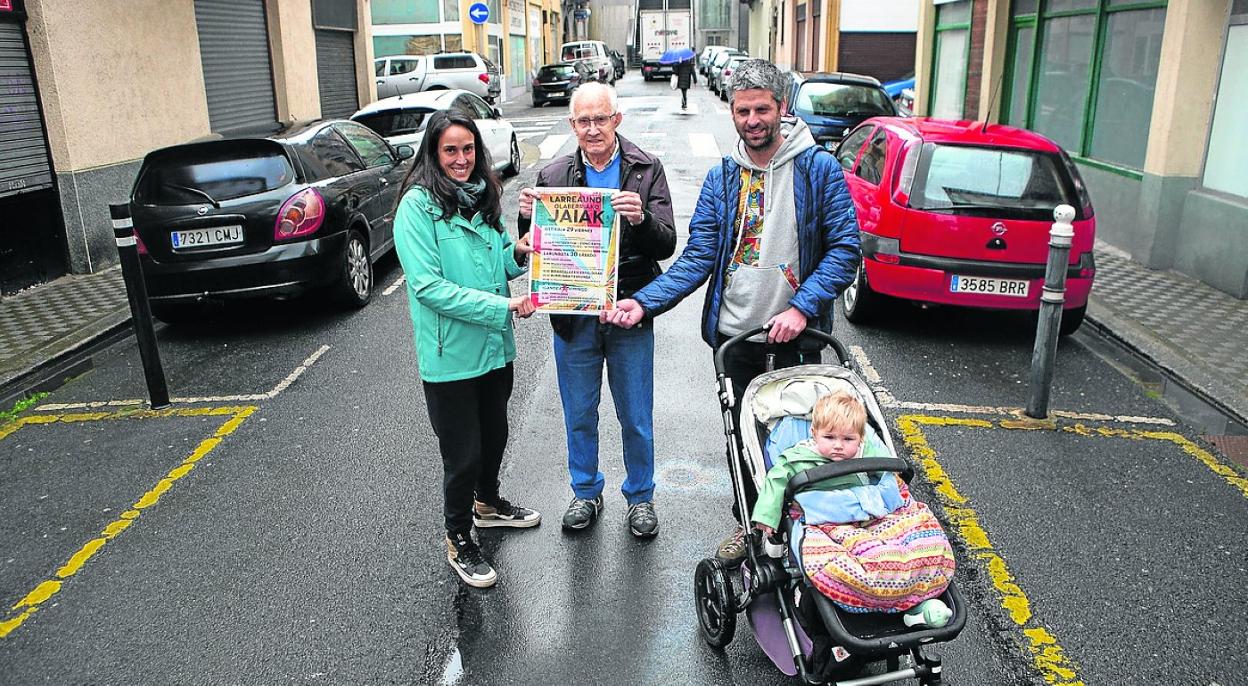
[531,62,586,107]
[788,72,898,150]
[129,120,414,322]
[608,49,626,80]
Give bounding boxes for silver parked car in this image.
[373,52,502,103]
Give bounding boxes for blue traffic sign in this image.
[468,2,490,24]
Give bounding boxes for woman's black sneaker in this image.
[561,495,603,530]
[473,498,542,528]
[446,532,497,588]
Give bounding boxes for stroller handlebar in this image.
[783,457,915,503]
[712,326,851,376]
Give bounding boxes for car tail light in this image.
[135,232,148,255]
[891,142,921,206]
[862,232,900,263]
[478,72,490,84]
[274,188,325,241]
[532,78,540,89]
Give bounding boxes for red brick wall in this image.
[963,0,988,119]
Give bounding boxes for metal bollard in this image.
[110,203,170,409]
[1025,204,1076,419]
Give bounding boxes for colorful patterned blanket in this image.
[796,499,956,613]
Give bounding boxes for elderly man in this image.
[606,60,861,560]
[518,82,676,537]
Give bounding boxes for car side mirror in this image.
[396,144,415,161]
[492,107,502,119]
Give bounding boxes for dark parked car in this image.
[532,61,587,106]
[788,72,898,150]
[608,49,626,80]
[129,120,414,322]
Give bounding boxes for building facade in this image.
[370,0,562,98]
[0,0,373,294]
[915,0,1248,299]
[743,0,918,80]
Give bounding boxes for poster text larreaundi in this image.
[529,188,619,314]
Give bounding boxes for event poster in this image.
[529,188,619,314]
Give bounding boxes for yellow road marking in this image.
[899,414,1248,685]
[0,405,256,639]
[899,415,1084,686]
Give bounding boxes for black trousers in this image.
[680,87,688,108]
[422,363,514,536]
[718,341,821,521]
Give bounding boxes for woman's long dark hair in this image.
[398,109,504,231]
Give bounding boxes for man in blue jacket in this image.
[606,59,861,561]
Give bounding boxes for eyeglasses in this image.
[570,113,617,130]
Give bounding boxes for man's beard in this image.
[740,124,777,151]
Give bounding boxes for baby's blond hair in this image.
[812,390,866,437]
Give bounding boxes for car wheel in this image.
[1058,304,1086,336]
[333,229,373,308]
[503,136,520,177]
[842,262,881,324]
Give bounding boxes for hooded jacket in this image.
[632,119,861,348]
[518,134,677,340]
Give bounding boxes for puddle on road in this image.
[439,646,464,685]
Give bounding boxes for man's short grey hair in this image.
[570,81,619,116]
[728,59,788,106]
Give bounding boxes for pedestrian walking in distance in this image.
[518,82,677,538]
[394,109,542,589]
[675,57,696,110]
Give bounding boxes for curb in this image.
[1086,297,1248,427]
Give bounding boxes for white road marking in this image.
[849,345,882,384]
[539,134,571,159]
[689,132,719,158]
[34,345,333,410]
[383,275,405,296]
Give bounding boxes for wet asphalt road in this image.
[1,74,1246,685]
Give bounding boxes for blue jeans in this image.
[553,317,655,505]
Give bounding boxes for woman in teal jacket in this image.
[394,110,540,589]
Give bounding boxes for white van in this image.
[559,40,614,84]
[373,52,502,102]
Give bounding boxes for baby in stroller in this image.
[751,390,956,620]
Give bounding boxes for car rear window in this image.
[910,143,1076,216]
[353,108,433,138]
[562,44,598,60]
[134,140,294,205]
[433,55,476,70]
[539,65,575,79]
[794,83,894,117]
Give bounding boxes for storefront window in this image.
[1203,24,1248,197]
[930,0,971,119]
[1031,15,1094,151]
[443,0,459,21]
[1005,26,1035,128]
[1088,8,1164,168]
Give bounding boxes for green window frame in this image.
[929,1,973,119]
[1000,0,1166,178]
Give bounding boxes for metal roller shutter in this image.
[194,0,277,133]
[315,29,358,120]
[0,22,52,199]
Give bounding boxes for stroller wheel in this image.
[694,558,737,648]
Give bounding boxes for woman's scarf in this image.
[453,177,486,211]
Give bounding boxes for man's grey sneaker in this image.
[627,501,659,538]
[446,532,497,588]
[473,498,541,528]
[561,495,604,530]
[716,527,747,563]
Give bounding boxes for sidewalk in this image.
[2,247,1246,427]
[0,266,129,402]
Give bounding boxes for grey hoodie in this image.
[718,118,818,339]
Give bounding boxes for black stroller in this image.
[693,327,966,685]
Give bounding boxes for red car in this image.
[834,117,1096,335]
